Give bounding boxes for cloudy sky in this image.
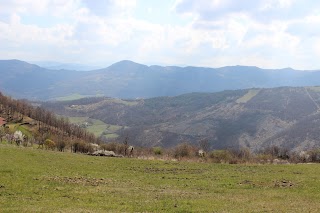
[0,0,320,69]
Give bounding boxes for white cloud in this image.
[174,0,320,23]
[170,0,320,69]
[0,0,319,69]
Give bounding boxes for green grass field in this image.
[236,89,260,104]
[7,122,34,138]
[68,116,123,138]
[54,94,105,101]
[54,94,90,101]
[1,144,320,212]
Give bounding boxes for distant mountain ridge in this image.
[1,59,320,100]
[30,61,101,71]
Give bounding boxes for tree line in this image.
[0,92,102,146]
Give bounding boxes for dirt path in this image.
[304,87,320,111]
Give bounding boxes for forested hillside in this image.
[42,87,320,152]
[0,92,99,152]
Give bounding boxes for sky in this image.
[0,0,320,69]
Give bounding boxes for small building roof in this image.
[0,117,6,126]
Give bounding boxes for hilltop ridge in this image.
[1,59,320,100]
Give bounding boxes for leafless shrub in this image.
[100,142,126,155]
[230,148,253,163]
[209,150,233,163]
[56,139,67,152]
[173,142,197,159]
[72,141,92,153]
[255,154,274,164]
[260,146,290,160]
[198,138,210,152]
[308,149,320,162]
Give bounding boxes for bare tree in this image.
[198,138,210,152]
[123,134,129,156]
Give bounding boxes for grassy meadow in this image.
[68,116,123,138]
[54,94,105,101]
[1,144,320,212]
[236,89,260,104]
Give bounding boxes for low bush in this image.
[72,141,92,153]
[255,154,273,163]
[100,142,125,154]
[56,139,67,152]
[229,148,253,163]
[45,139,56,151]
[260,146,290,160]
[153,147,162,155]
[173,143,197,158]
[309,149,320,162]
[209,150,234,163]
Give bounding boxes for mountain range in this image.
[29,61,101,71]
[1,59,320,100]
[42,87,320,152]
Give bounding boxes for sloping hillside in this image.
[0,91,99,150]
[2,59,320,100]
[43,87,320,151]
[3,145,320,212]
[0,60,87,100]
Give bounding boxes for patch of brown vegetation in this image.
[238,179,296,189]
[144,167,205,175]
[42,176,112,186]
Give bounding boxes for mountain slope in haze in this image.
[42,87,320,152]
[1,59,320,100]
[30,61,101,71]
[0,60,87,100]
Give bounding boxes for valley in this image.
[42,86,320,152]
[2,1,320,212]
[67,116,123,139]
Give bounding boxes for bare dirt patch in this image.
[143,167,205,175]
[41,176,113,186]
[274,180,295,188]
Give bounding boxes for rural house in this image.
[0,117,7,127]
